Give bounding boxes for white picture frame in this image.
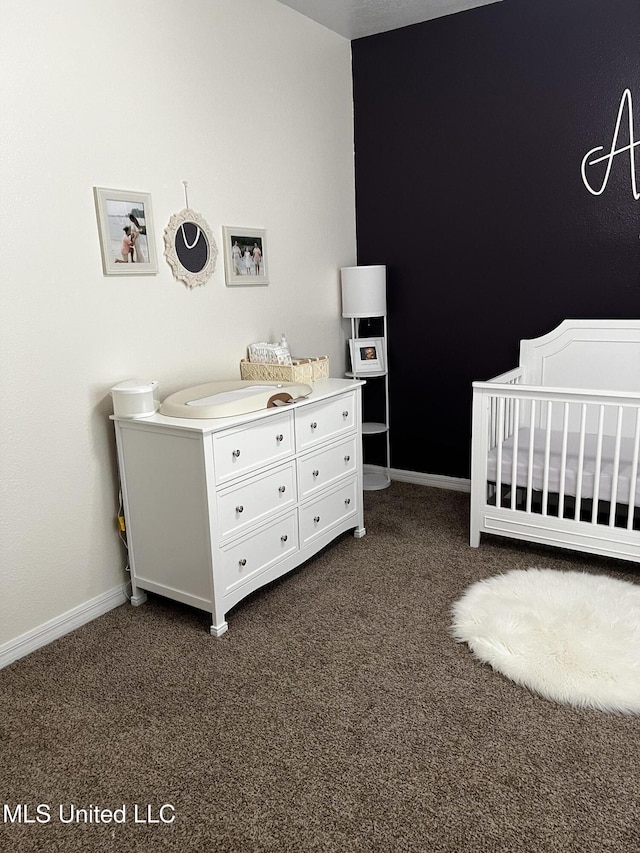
[350,337,386,374]
[93,187,158,275]
[222,226,268,286]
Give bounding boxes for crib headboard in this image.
[519,320,640,393]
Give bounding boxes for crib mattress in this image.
[487,428,640,506]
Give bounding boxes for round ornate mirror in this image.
[164,208,218,289]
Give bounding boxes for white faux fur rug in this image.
[451,568,640,713]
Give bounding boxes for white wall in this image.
[0,0,356,654]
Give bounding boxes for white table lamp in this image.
[340,265,387,318]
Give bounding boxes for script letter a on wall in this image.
[581,89,640,200]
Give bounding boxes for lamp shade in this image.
[340,265,387,318]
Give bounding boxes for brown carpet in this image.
[1,483,639,853]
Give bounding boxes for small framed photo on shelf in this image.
[349,337,385,374]
[93,187,158,275]
[222,225,268,286]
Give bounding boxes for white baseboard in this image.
[364,464,471,493]
[0,584,128,670]
[2,469,468,670]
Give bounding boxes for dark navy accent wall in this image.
[352,0,640,479]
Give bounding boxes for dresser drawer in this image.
[295,391,356,453]
[219,511,298,595]
[216,461,296,541]
[213,411,294,484]
[297,436,357,500]
[299,478,358,546]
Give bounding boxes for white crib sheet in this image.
[487,428,640,506]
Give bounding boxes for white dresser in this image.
[112,378,365,635]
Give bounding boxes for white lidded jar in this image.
[110,379,160,418]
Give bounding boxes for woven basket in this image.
[240,356,329,383]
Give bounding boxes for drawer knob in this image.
[236,505,244,514]
[310,421,317,430]
[343,410,349,418]
[276,434,283,442]
[312,469,319,478]
[345,498,351,506]
[278,485,286,493]
[281,534,288,543]
[344,455,350,462]
[232,449,241,458]
[239,558,247,567]
[314,515,320,523]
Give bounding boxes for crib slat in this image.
[558,402,569,517]
[574,404,587,521]
[627,408,640,531]
[591,405,605,524]
[608,406,623,527]
[486,396,494,506]
[491,396,499,449]
[526,400,536,513]
[541,402,552,516]
[496,397,505,506]
[510,399,520,511]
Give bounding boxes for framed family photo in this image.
[94,187,158,275]
[350,337,386,374]
[222,226,268,286]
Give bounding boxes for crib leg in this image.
[469,481,483,547]
[469,499,481,546]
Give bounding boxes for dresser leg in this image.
[353,526,366,538]
[130,590,147,607]
[210,619,229,637]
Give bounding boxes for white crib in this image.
[470,320,640,564]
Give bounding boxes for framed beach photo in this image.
[350,337,386,375]
[93,187,158,275]
[222,226,268,286]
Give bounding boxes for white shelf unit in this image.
[348,315,391,491]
